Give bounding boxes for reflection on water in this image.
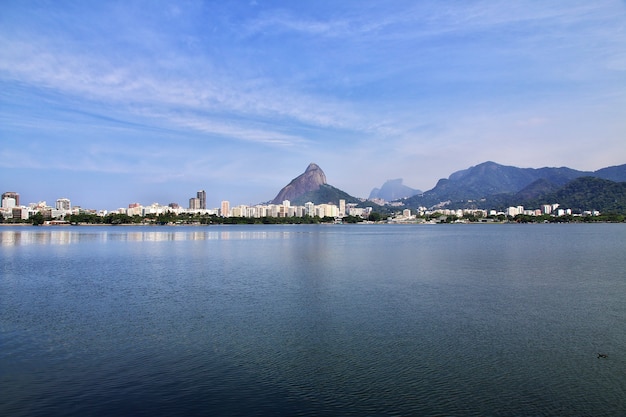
[0,226,296,246]
[2,224,625,416]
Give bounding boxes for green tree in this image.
[31,212,45,225]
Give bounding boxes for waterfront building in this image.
[220,201,230,217]
[305,202,315,216]
[126,205,143,216]
[2,196,16,209]
[12,207,29,220]
[2,191,19,207]
[506,206,520,217]
[56,198,71,211]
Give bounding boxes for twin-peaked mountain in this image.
[271,163,360,206]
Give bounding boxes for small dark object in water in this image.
[597,353,608,359]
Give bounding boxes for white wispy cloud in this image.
[164,113,310,146]
[0,35,371,136]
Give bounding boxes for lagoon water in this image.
[1,224,625,416]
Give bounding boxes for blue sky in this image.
[1,1,625,210]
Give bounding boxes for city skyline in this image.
[2,1,625,210]
[1,188,597,223]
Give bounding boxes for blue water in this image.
[1,224,625,416]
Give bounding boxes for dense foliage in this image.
[538,177,626,213]
[60,213,341,225]
[288,184,361,206]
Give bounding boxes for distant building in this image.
[2,191,19,208]
[189,197,201,210]
[12,207,29,220]
[221,200,230,217]
[506,206,520,217]
[56,198,71,211]
[197,190,206,210]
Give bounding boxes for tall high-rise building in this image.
[221,200,230,217]
[2,191,19,207]
[197,190,206,210]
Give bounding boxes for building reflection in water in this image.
[0,227,294,246]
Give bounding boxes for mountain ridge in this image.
[401,161,626,209]
[268,161,626,213]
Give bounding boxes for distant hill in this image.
[272,163,361,206]
[403,161,626,209]
[369,179,422,201]
[521,177,626,213]
[288,184,361,206]
[593,164,626,182]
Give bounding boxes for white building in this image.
[1,197,16,209]
[56,198,71,211]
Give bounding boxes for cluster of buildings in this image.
[122,195,371,219]
[406,203,601,222]
[0,190,372,221]
[1,192,78,221]
[1,190,600,223]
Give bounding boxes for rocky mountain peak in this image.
[271,163,327,204]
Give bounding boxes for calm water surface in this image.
[1,224,625,416]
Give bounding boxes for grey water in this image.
[1,224,625,416]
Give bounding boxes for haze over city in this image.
[2,1,625,210]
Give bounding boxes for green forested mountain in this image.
[403,161,587,208]
[288,184,362,206]
[524,177,626,213]
[400,161,626,212]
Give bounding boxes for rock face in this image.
[369,179,422,201]
[272,163,327,204]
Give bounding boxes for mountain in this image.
[514,178,562,201]
[271,163,360,206]
[521,177,626,213]
[270,161,626,213]
[369,179,422,201]
[401,161,626,209]
[287,184,361,207]
[405,161,618,207]
[271,163,327,204]
[594,164,626,182]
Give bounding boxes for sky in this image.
[1,0,625,210]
